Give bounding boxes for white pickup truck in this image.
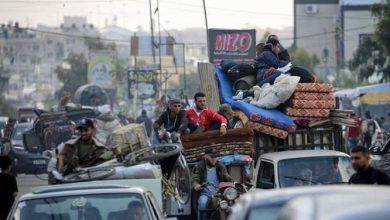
[254,150,355,189]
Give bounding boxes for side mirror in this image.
[0,137,10,143]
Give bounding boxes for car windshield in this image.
[12,124,32,141]
[278,156,355,188]
[246,204,284,220]
[11,193,151,220]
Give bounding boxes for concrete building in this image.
[0,17,100,106]
[294,0,384,81]
[340,0,384,62]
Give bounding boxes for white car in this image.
[279,186,390,220]
[229,185,390,220]
[8,181,175,220]
[254,150,355,189]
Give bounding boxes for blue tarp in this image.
[215,68,296,132]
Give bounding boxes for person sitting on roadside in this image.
[186,92,227,135]
[58,118,114,175]
[192,147,233,220]
[153,98,188,143]
[255,38,289,87]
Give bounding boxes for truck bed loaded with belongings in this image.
[198,61,356,154]
[23,107,192,217]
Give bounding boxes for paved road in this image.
[16,174,48,198]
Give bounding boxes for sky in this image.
[0,0,294,31]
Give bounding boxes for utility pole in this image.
[156,0,163,93]
[148,0,156,65]
[335,18,341,88]
[202,0,210,61]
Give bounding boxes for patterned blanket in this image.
[292,92,334,100]
[295,83,333,93]
[246,121,289,139]
[289,99,335,109]
[284,107,330,118]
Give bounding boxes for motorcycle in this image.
[199,182,247,220]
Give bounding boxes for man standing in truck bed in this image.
[186,92,227,136]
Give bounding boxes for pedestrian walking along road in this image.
[0,155,18,220]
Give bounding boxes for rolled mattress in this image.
[215,68,296,132]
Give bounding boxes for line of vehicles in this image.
[1,81,390,220]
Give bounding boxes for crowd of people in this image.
[346,111,390,153]
[152,92,241,144]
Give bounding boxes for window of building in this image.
[47,39,53,44]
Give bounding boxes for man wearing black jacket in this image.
[153,99,188,142]
[349,146,390,185]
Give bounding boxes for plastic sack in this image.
[250,74,300,109]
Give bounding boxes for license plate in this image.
[33,160,46,165]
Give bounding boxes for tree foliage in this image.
[55,53,88,99]
[168,72,200,98]
[0,96,16,118]
[289,47,320,71]
[372,2,390,55]
[349,36,390,83]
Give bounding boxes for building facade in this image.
[294,0,384,81]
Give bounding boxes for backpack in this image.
[227,63,256,82]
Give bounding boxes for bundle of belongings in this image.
[284,83,335,120]
[218,38,320,139]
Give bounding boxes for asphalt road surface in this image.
[16,174,48,199]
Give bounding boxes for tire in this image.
[138,144,182,162]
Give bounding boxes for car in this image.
[254,150,355,189]
[7,181,176,220]
[278,186,390,220]
[229,185,390,220]
[8,122,47,174]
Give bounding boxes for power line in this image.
[0,0,374,20]
[13,24,371,46]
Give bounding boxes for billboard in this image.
[131,36,174,57]
[128,70,158,99]
[88,51,116,89]
[208,29,256,64]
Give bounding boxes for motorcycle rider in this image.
[192,147,233,220]
[58,118,114,175]
[153,98,188,143]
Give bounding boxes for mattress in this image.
[289,99,335,109]
[284,107,330,118]
[216,68,296,132]
[292,92,334,100]
[295,83,333,93]
[246,121,289,139]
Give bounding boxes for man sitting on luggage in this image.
[153,98,188,143]
[58,118,114,175]
[192,147,233,220]
[217,103,243,129]
[186,92,227,135]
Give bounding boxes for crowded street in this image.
[1,0,390,220]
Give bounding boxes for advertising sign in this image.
[208,29,256,64]
[88,52,116,89]
[128,70,158,99]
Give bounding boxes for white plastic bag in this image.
[250,74,300,109]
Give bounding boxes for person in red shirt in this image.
[347,112,363,153]
[186,92,227,135]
